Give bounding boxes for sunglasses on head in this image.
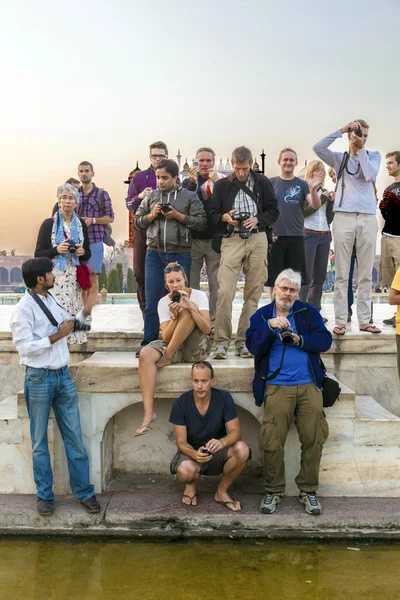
[164,264,183,273]
[191,360,214,378]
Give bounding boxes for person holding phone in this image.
[134,159,206,356]
[169,361,250,510]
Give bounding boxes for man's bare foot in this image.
[156,355,172,369]
[215,490,241,511]
[135,413,157,436]
[182,483,197,506]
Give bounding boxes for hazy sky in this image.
[1,0,398,253]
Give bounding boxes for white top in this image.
[157,288,209,324]
[313,130,381,214]
[9,291,70,369]
[304,189,329,232]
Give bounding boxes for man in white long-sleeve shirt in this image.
[9,258,100,516]
[313,120,381,335]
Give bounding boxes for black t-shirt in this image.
[169,388,238,450]
[380,182,400,236]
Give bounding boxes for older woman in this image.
[35,183,91,344]
[299,160,334,320]
[136,262,212,436]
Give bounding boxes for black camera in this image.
[68,241,77,254]
[281,326,295,345]
[73,318,91,332]
[171,290,181,303]
[224,211,252,239]
[354,125,363,138]
[161,202,172,213]
[200,446,212,455]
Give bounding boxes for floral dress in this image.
[53,221,87,344]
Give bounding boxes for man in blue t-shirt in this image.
[267,148,323,291]
[169,361,250,511]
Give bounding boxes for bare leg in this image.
[137,346,162,434]
[176,460,200,506]
[84,274,99,314]
[156,309,196,368]
[215,441,249,511]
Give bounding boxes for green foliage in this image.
[116,263,123,292]
[107,269,120,293]
[127,267,136,293]
[99,263,107,289]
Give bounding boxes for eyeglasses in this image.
[150,154,166,159]
[277,284,299,294]
[164,264,183,273]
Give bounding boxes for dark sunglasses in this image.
[164,264,183,274]
[191,360,214,378]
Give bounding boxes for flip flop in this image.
[332,326,346,336]
[359,325,381,334]
[134,426,160,437]
[182,494,197,506]
[215,499,242,512]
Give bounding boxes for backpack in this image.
[97,188,116,247]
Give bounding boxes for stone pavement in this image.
[1,475,400,541]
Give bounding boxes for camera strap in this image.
[256,345,287,382]
[232,179,258,203]
[27,290,59,328]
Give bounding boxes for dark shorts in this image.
[170,447,229,476]
[266,235,307,287]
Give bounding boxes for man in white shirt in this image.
[313,120,381,335]
[10,258,100,516]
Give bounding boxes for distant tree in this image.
[0,250,7,256]
[10,249,16,256]
[127,267,136,293]
[107,269,120,293]
[116,263,123,292]
[99,263,107,289]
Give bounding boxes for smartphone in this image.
[193,159,199,168]
[200,446,212,455]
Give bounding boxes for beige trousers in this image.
[380,234,400,286]
[190,238,220,325]
[332,212,378,326]
[214,233,268,348]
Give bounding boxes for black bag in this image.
[98,189,116,247]
[320,358,341,407]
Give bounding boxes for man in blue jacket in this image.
[246,269,332,515]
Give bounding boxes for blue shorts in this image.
[87,242,104,274]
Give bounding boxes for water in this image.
[1,540,400,599]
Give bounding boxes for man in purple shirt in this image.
[76,161,115,316]
[125,141,168,316]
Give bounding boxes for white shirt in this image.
[304,190,329,232]
[157,289,209,324]
[10,290,70,369]
[313,130,380,215]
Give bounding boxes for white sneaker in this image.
[299,492,322,515]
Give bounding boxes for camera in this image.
[354,125,363,138]
[161,202,172,213]
[68,241,77,254]
[200,446,212,455]
[193,159,199,168]
[171,290,181,303]
[73,317,91,332]
[281,326,295,345]
[224,211,252,238]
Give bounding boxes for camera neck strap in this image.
[256,344,287,382]
[27,290,59,328]
[232,179,258,203]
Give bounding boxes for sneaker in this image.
[37,498,54,516]
[260,492,281,514]
[299,492,322,515]
[135,348,141,358]
[235,344,253,358]
[213,344,228,359]
[383,316,396,327]
[80,495,101,514]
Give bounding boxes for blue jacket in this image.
[246,300,332,406]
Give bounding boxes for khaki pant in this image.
[261,383,329,493]
[190,238,220,325]
[214,233,268,348]
[332,212,378,326]
[381,234,400,286]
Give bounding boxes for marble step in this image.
[354,396,400,446]
[0,395,21,443]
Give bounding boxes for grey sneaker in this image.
[213,344,228,359]
[235,344,253,358]
[299,492,322,515]
[383,315,396,327]
[37,498,54,516]
[260,492,281,514]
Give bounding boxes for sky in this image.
[1,0,399,254]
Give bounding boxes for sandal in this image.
[215,499,242,512]
[182,494,197,506]
[359,325,381,334]
[134,426,160,437]
[332,326,346,336]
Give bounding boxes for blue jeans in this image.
[142,250,192,346]
[24,366,94,502]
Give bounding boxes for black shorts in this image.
[170,447,229,476]
[266,235,307,287]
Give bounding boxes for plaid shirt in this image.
[77,185,114,245]
[232,173,258,219]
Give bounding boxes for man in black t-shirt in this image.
[169,361,249,511]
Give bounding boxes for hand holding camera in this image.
[148,203,162,222]
[56,241,70,255]
[269,316,300,346]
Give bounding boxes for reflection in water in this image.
[0,540,400,599]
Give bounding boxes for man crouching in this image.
[169,361,250,511]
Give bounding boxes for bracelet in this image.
[92,218,96,225]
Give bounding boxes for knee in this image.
[177,460,198,480]
[139,347,158,365]
[230,441,250,462]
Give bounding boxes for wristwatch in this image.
[92,218,96,225]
